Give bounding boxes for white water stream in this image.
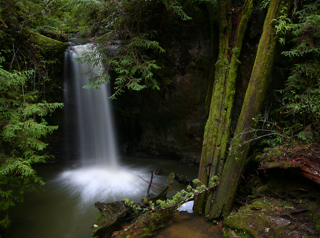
[64,44,118,166]
[61,44,151,204]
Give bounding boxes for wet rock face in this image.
[113,21,211,165]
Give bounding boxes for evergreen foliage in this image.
[0,0,65,228]
[273,1,320,143]
[1,0,211,99]
[0,0,106,39]
[0,58,63,228]
[36,0,105,37]
[82,0,204,98]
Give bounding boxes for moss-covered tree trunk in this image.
[194,0,253,215]
[207,0,291,219]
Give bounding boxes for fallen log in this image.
[258,141,320,185]
[110,206,177,238]
[92,201,133,238]
[91,173,219,238]
[260,158,320,185]
[92,173,176,238]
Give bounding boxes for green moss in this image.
[224,176,320,238]
[208,0,291,220]
[224,197,294,237]
[195,0,254,217]
[96,214,105,222]
[308,202,320,232]
[27,30,68,58]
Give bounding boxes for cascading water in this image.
[60,44,150,204]
[64,44,118,167]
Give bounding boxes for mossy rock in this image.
[38,29,68,42]
[25,29,68,101]
[26,29,68,58]
[223,196,320,238]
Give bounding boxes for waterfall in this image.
[61,43,150,204]
[64,44,118,167]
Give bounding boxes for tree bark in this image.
[207,0,292,219]
[194,0,253,215]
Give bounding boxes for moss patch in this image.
[27,29,68,58]
[224,174,320,238]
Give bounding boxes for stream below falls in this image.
[5,156,223,238]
